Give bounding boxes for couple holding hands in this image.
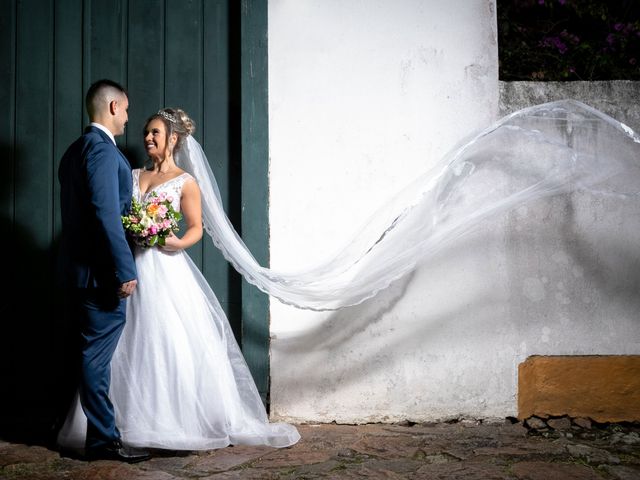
[56,79,300,462]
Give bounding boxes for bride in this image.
[57,108,301,451]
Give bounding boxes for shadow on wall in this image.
[272,228,509,396]
[559,194,640,314]
[1,143,72,446]
[272,188,640,420]
[504,171,640,337]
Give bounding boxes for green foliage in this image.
[498,0,640,80]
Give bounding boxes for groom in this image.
[58,79,149,463]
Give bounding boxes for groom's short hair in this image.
[86,79,128,119]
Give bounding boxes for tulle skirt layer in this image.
[57,246,300,450]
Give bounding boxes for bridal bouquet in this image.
[122,192,182,247]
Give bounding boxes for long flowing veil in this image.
[176,100,640,311]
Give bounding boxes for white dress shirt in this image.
[90,122,116,145]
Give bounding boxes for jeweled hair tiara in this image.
[157,110,177,123]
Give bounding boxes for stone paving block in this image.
[371,458,426,474]
[182,444,273,474]
[420,451,461,464]
[510,461,603,480]
[337,465,408,478]
[141,452,193,474]
[69,463,180,480]
[200,469,282,479]
[473,445,552,457]
[547,417,572,431]
[249,445,333,468]
[473,439,568,459]
[573,418,592,429]
[525,417,548,430]
[611,432,640,446]
[351,435,423,459]
[600,464,640,480]
[0,444,58,467]
[566,443,621,465]
[289,458,344,476]
[414,460,511,479]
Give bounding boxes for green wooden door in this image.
[1,0,270,435]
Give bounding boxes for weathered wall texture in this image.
[267,2,640,423]
[500,80,640,131]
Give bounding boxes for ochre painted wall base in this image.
[518,355,640,423]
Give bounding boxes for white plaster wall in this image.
[268,0,503,423]
[267,1,640,423]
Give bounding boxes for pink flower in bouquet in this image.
[122,192,182,248]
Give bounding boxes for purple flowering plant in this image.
[498,0,640,80]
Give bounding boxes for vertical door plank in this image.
[240,0,270,402]
[165,0,204,268]
[0,0,16,234]
[203,0,243,338]
[51,0,85,429]
[0,0,17,420]
[12,0,56,426]
[127,0,165,166]
[15,0,54,250]
[54,0,84,235]
[85,0,128,142]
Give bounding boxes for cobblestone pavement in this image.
[1,420,639,479]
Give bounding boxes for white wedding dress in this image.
[57,169,300,451]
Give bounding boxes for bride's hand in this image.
[161,233,182,252]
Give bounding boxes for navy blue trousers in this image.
[74,288,126,450]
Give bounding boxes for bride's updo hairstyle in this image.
[147,107,195,154]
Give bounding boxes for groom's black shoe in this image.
[85,439,151,463]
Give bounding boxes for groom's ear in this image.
[109,100,118,115]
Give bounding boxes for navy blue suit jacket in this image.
[58,126,137,290]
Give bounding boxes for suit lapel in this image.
[86,126,132,169]
[115,145,132,169]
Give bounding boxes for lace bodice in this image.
[132,169,194,211]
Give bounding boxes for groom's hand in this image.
[118,279,138,298]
